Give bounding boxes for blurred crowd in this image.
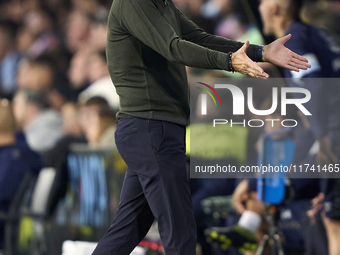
[0,0,120,154]
[0,0,340,254]
[0,0,339,155]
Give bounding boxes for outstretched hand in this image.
[263,34,311,72]
[231,41,269,79]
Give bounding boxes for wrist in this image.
[262,45,267,62]
[228,52,235,73]
[256,45,264,62]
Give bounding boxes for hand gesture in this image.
[263,34,311,72]
[231,41,269,79]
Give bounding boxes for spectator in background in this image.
[201,0,233,20]
[17,56,54,92]
[68,47,91,96]
[173,0,217,35]
[78,50,119,110]
[215,0,263,44]
[65,10,91,53]
[24,9,59,57]
[0,0,27,23]
[0,20,22,99]
[0,98,42,250]
[208,97,319,254]
[42,102,86,211]
[0,0,337,254]
[13,89,63,153]
[48,77,73,113]
[248,0,340,254]
[16,55,73,112]
[60,102,83,138]
[80,97,117,147]
[16,26,35,53]
[88,8,109,51]
[72,0,100,15]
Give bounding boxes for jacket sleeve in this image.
[116,0,232,71]
[177,9,261,62]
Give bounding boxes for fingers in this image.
[308,193,324,224]
[290,58,310,70]
[287,53,311,71]
[266,36,311,71]
[250,63,269,79]
[233,43,269,78]
[319,193,325,201]
[242,61,269,79]
[240,40,250,52]
[280,34,292,44]
[307,209,316,224]
[312,193,324,207]
[307,205,323,224]
[292,52,310,63]
[248,70,269,79]
[286,63,300,72]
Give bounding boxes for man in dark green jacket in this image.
[92,0,310,254]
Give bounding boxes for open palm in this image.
[263,34,311,72]
[231,40,269,79]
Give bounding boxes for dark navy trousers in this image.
[92,118,197,255]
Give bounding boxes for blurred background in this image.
[0,0,340,255]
